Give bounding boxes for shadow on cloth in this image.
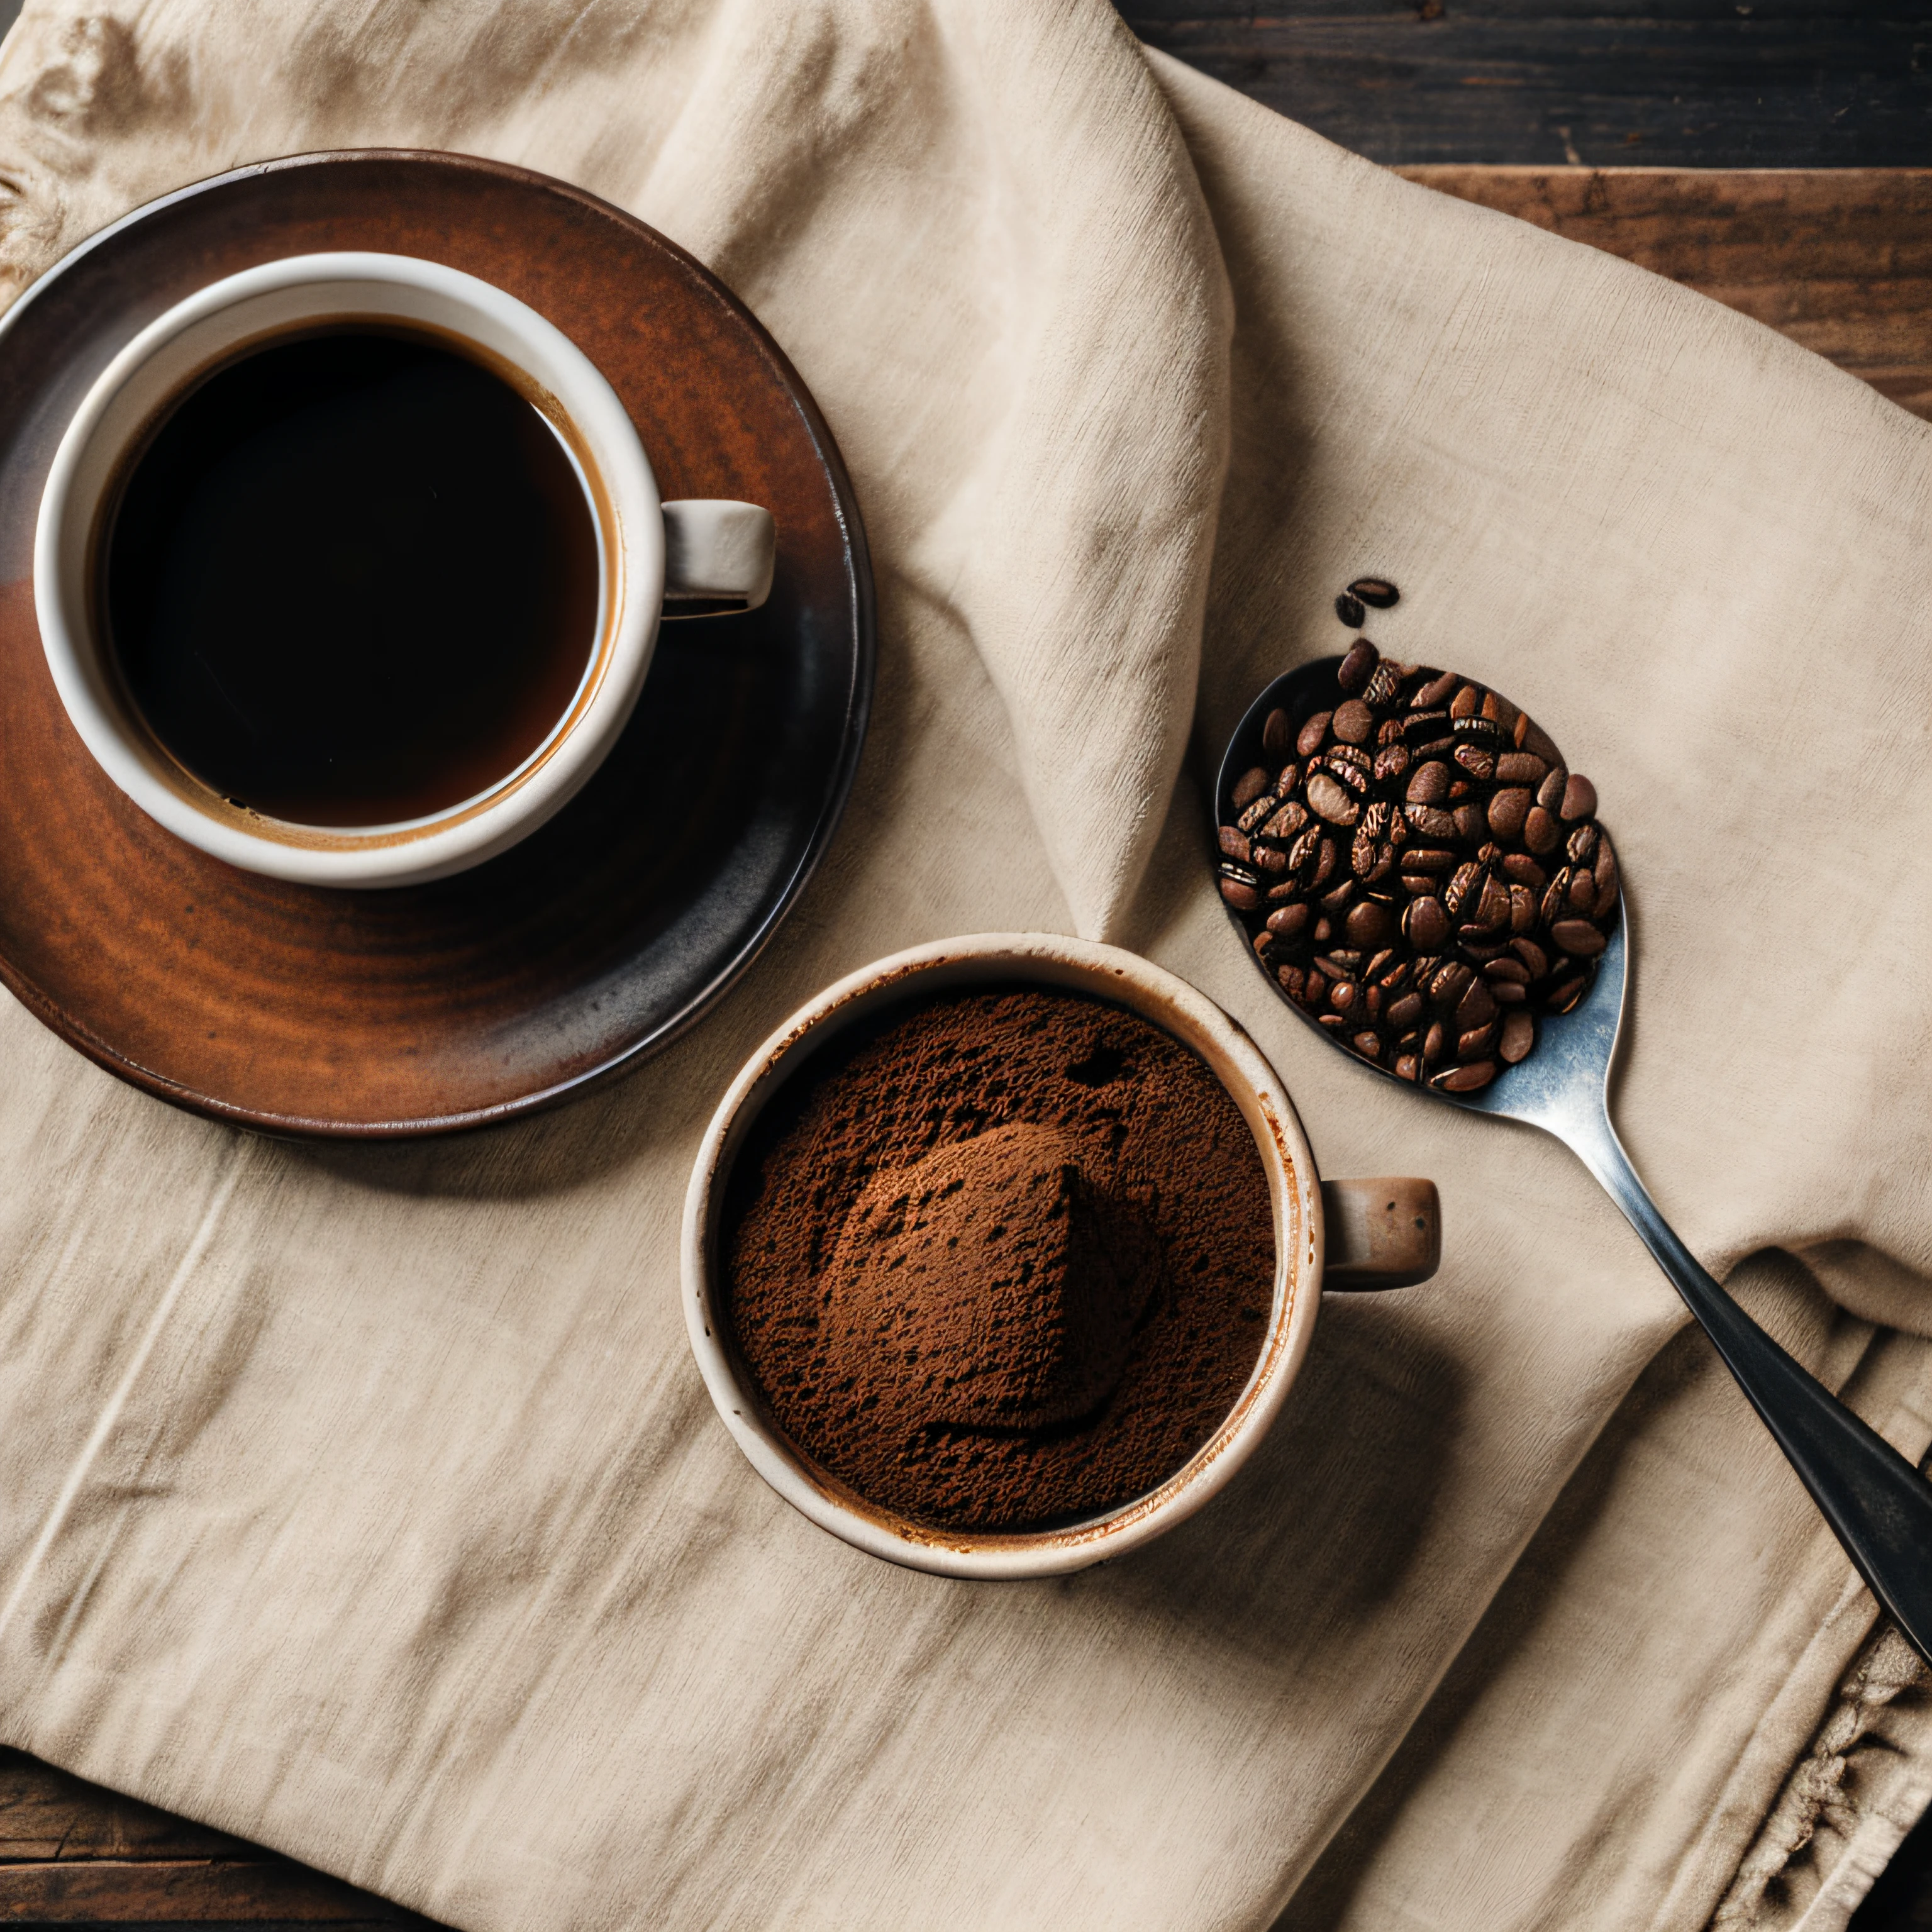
[1092,1293,1468,1650]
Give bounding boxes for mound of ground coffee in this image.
[721,986,1275,1533]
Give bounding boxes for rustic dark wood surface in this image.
[0,150,871,1138]
[1126,2,1932,169]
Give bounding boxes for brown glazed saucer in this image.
[0,152,874,1137]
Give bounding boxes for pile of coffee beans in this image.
[1216,584,1617,1092]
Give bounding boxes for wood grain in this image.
[0,1749,438,1926]
[1398,165,1932,420]
[1122,4,1932,170]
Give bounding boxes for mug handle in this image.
[662,499,776,616]
[1321,1177,1441,1291]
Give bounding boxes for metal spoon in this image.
[1221,665,1932,1664]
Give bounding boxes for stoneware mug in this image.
[35,251,777,888]
[682,932,1441,1579]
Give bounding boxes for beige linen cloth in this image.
[1,3,1930,1928]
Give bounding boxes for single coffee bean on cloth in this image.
[720,985,1275,1532]
[1216,604,1616,1094]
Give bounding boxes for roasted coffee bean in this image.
[1407,760,1452,806]
[1491,980,1527,1004]
[1423,1021,1446,1063]
[1349,577,1399,609]
[1253,845,1288,875]
[1276,762,1301,796]
[1267,902,1309,937]
[1560,773,1597,821]
[1412,671,1458,709]
[1458,1021,1499,1057]
[1594,835,1619,906]
[1288,826,1323,874]
[1267,879,1300,900]
[1499,1011,1535,1063]
[1318,1013,1348,1032]
[1450,684,1480,721]
[1232,766,1271,811]
[1260,801,1308,841]
[1352,1030,1383,1060]
[1566,822,1598,865]
[1218,826,1250,862]
[1496,752,1546,785]
[1346,899,1396,949]
[1396,1054,1420,1082]
[1452,802,1488,843]
[1501,852,1545,889]
[1443,861,1484,918]
[1430,960,1474,1008]
[1546,974,1589,1013]
[1253,930,1275,959]
[1297,713,1332,758]
[1311,838,1340,889]
[1326,757,1371,799]
[1337,640,1378,692]
[1329,979,1358,1013]
[1566,867,1596,912]
[1536,768,1566,813]
[1509,883,1537,933]
[1336,592,1367,628]
[1455,977,1499,1031]
[1373,741,1411,783]
[1550,918,1607,958]
[1404,847,1458,874]
[1405,802,1457,840]
[1386,991,1424,1031]
[1307,772,1360,826]
[1402,895,1449,949]
[1488,787,1532,841]
[1332,699,1374,745]
[1377,718,1406,748]
[1475,874,1513,931]
[1452,742,1497,784]
[1511,937,1549,978]
[1363,660,1404,706]
[1237,794,1279,833]
[1262,708,1293,759]
[1278,964,1306,1000]
[1320,877,1355,911]
[1434,1060,1495,1092]
[1524,804,1560,855]
[1540,874,1570,928]
[1221,877,1260,911]
[1368,949,1401,983]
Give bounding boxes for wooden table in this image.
[3,0,1930,1921]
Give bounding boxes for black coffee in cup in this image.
[101,327,601,828]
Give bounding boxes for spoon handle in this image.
[1559,1100,1932,1665]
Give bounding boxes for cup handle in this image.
[1320,1177,1441,1291]
[661,499,776,616]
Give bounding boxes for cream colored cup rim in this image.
[679,932,1326,1580]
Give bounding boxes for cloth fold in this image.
[1,4,1929,1928]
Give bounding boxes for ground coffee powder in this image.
[722,985,1275,1533]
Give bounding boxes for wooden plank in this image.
[0,1753,439,1928]
[1121,6,1932,170]
[1396,167,1932,420]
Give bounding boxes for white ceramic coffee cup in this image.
[682,933,1441,1579]
[35,252,777,887]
